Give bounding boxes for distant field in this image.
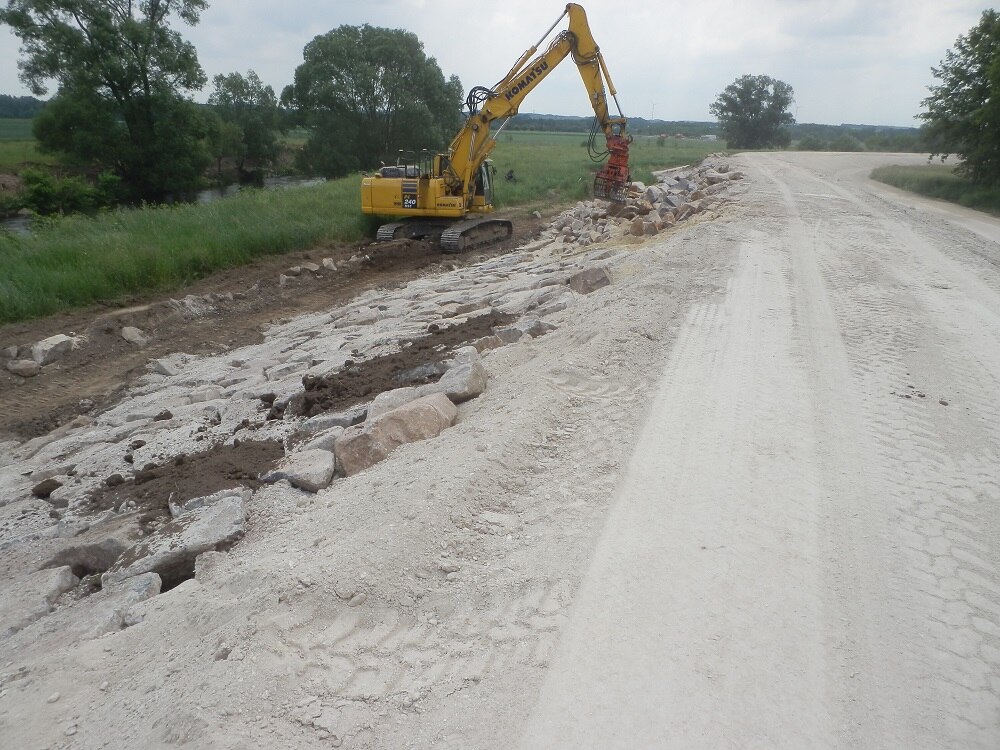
[0,119,54,171]
[870,163,1000,216]
[0,119,33,140]
[489,130,721,208]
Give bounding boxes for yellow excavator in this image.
[360,3,632,252]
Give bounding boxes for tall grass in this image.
[870,164,1000,215]
[0,178,373,323]
[0,130,723,323]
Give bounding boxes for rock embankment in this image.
[0,156,742,657]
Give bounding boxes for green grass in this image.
[0,178,374,323]
[0,130,723,324]
[870,163,1000,215]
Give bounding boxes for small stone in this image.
[5,359,40,377]
[153,410,173,421]
[65,726,77,736]
[105,474,125,488]
[347,593,367,608]
[120,327,149,346]
[32,478,63,499]
[47,692,60,703]
[150,359,181,377]
[321,258,337,271]
[99,681,110,691]
[939,399,949,406]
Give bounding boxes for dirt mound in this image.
[85,440,284,527]
[284,310,513,418]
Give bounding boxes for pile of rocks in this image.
[0,157,742,604]
[538,157,743,250]
[0,236,633,601]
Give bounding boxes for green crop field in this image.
[1,129,724,323]
[0,119,34,140]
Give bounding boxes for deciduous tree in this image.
[920,9,1000,186]
[710,75,794,150]
[282,24,463,177]
[0,0,211,201]
[209,69,282,175]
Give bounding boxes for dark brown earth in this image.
[0,208,548,441]
[86,439,286,528]
[283,310,514,418]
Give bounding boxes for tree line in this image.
[2,1,998,208]
[709,10,1000,187]
[0,93,44,118]
[0,1,462,205]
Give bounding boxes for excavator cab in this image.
[472,161,496,209]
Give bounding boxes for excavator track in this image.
[376,219,450,244]
[440,218,513,253]
[376,222,409,242]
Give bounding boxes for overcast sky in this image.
[0,0,993,127]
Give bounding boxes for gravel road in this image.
[1,152,997,749]
[521,152,1000,749]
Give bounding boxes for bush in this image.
[829,134,865,152]
[796,136,826,151]
[20,169,124,216]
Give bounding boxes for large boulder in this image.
[367,387,422,420]
[262,449,336,492]
[567,266,612,295]
[102,493,246,587]
[422,361,488,404]
[0,566,77,638]
[31,334,76,365]
[335,393,458,476]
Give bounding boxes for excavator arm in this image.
[445,3,631,202]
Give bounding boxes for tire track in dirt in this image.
[757,153,1000,749]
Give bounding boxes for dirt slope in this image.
[2,154,999,749]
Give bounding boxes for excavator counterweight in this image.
[360,3,631,251]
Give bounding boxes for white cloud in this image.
[0,0,992,126]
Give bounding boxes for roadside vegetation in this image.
[0,131,721,324]
[870,164,1000,215]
